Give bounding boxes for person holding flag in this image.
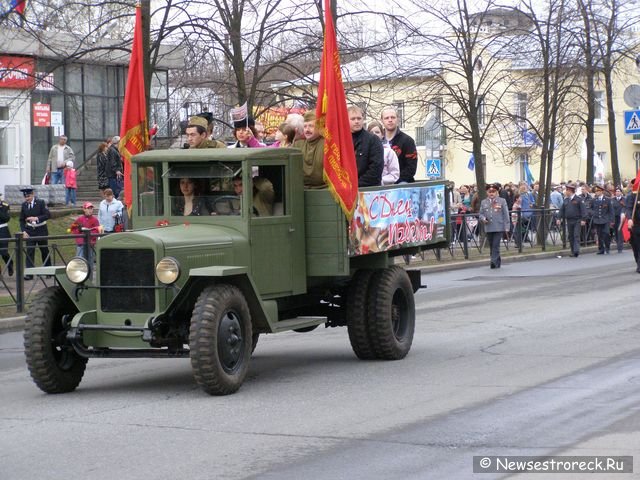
[314,0,358,219]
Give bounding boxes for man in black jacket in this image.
[556,183,586,257]
[381,106,418,183]
[348,106,383,187]
[19,186,51,279]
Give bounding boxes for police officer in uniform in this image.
[557,183,586,257]
[611,187,626,253]
[19,186,51,280]
[0,192,13,276]
[624,178,640,273]
[591,185,614,254]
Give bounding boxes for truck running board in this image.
[271,316,326,333]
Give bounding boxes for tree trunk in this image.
[604,68,621,186]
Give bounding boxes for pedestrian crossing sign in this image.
[426,159,441,178]
[624,110,640,134]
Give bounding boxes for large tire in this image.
[189,284,252,395]
[367,266,415,360]
[23,286,87,393]
[346,269,377,360]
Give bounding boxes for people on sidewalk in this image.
[70,202,100,264]
[557,183,586,257]
[19,186,51,280]
[98,188,124,233]
[47,135,75,185]
[64,160,77,207]
[0,193,13,276]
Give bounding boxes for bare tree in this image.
[588,0,640,187]
[404,0,521,198]
[516,0,582,208]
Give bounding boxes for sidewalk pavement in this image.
[0,245,599,334]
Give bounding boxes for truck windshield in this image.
[166,162,243,217]
[137,164,164,216]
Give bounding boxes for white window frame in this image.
[594,91,605,123]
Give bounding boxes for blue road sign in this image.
[426,158,441,178]
[624,110,640,134]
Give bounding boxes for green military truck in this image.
[23,148,449,395]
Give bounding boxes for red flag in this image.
[119,5,148,208]
[316,0,358,220]
[11,0,26,16]
[622,169,640,242]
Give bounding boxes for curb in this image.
[0,315,25,333]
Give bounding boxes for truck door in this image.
[249,164,304,297]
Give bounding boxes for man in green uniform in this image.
[185,116,226,149]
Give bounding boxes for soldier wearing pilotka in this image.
[557,183,586,257]
[185,116,226,149]
[624,177,640,273]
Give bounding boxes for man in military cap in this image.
[591,184,614,254]
[624,177,640,272]
[0,192,13,276]
[557,183,586,257]
[185,116,225,149]
[611,186,626,253]
[19,187,51,279]
[478,183,510,269]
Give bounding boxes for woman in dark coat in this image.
[96,142,110,191]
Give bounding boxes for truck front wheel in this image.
[23,286,87,393]
[189,284,252,395]
[368,266,415,360]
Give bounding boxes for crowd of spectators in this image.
[449,178,638,252]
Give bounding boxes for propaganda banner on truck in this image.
[349,183,448,256]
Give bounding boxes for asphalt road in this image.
[1,252,639,480]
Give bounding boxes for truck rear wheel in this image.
[368,266,415,360]
[189,284,252,395]
[23,286,87,393]
[347,269,377,360]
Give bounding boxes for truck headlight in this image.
[156,257,180,285]
[66,257,90,284]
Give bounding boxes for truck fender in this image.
[165,267,274,333]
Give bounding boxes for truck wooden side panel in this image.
[304,190,349,277]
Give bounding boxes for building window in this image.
[0,127,8,166]
[477,95,485,126]
[0,106,8,121]
[515,93,527,129]
[431,97,443,124]
[392,101,405,128]
[518,153,535,184]
[0,126,15,167]
[594,91,605,122]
